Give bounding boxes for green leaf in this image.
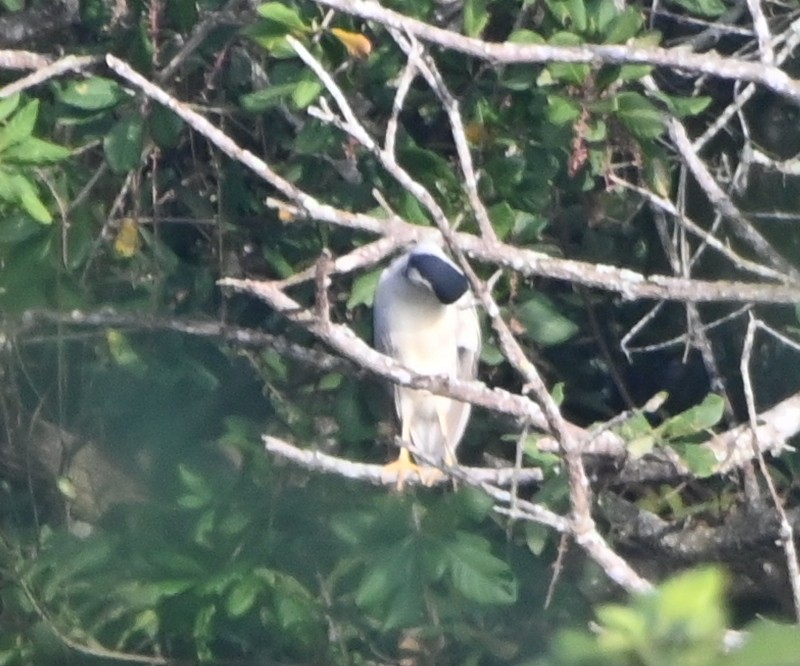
[0,99,38,151]
[105,329,144,368]
[513,293,578,346]
[659,394,725,439]
[524,522,550,556]
[0,172,52,224]
[617,64,654,81]
[551,381,565,405]
[464,0,489,38]
[226,577,261,617]
[603,8,643,43]
[444,531,517,604]
[513,210,549,241]
[2,137,71,164]
[670,442,717,477]
[0,92,20,122]
[115,580,195,608]
[291,79,322,109]
[546,94,581,125]
[257,2,309,31]
[488,201,515,240]
[398,146,457,189]
[725,621,800,666]
[546,32,589,84]
[669,0,727,18]
[595,603,647,647]
[480,341,504,365]
[627,434,656,458]
[17,182,51,224]
[129,609,159,640]
[104,116,144,173]
[149,105,184,148]
[615,91,664,139]
[193,604,216,658]
[178,464,213,501]
[37,537,116,601]
[0,211,43,242]
[355,542,426,628]
[508,29,545,44]
[655,567,726,638]
[240,83,298,112]
[595,0,622,33]
[164,0,198,31]
[521,434,561,468]
[665,95,712,118]
[347,268,381,309]
[59,76,125,110]
[354,551,396,609]
[501,64,538,90]
[644,156,671,197]
[546,0,587,32]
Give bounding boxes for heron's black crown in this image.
[406,251,468,304]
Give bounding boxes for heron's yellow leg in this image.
[381,447,423,490]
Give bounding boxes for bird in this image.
[373,242,481,486]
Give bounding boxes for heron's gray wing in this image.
[372,272,403,418]
[446,298,481,452]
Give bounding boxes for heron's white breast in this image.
[389,298,460,375]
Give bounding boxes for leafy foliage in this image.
[541,568,800,666]
[0,0,799,663]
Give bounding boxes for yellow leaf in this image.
[277,207,295,222]
[114,218,141,258]
[331,28,372,59]
[465,121,489,146]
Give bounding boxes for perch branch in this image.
[264,435,543,486]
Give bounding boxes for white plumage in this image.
[373,242,480,479]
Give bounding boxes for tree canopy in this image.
[3,0,800,663]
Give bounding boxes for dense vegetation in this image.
[2,0,800,663]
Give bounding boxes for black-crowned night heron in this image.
[373,242,481,485]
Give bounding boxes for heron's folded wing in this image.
[448,299,481,449]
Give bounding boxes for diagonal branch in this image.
[314,0,800,104]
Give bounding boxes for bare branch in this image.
[610,174,789,283]
[391,30,497,241]
[50,56,788,307]
[642,75,800,282]
[740,314,800,621]
[264,435,543,486]
[13,308,354,373]
[384,43,420,157]
[0,49,52,71]
[314,0,800,105]
[0,54,100,97]
[745,0,774,64]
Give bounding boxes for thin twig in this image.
[391,30,497,241]
[610,174,788,283]
[384,45,420,157]
[0,54,100,97]
[741,314,800,621]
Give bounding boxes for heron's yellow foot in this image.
[381,449,423,490]
[418,467,445,486]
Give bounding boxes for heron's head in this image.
[403,243,468,305]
